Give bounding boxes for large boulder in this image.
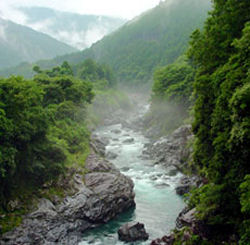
[118,222,149,242]
[0,150,135,245]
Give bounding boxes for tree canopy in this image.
[0,62,94,207]
[187,0,250,243]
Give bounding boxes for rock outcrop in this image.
[0,150,135,245]
[151,234,175,245]
[175,176,201,196]
[90,134,109,156]
[143,125,193,170]
[118,222,149,242]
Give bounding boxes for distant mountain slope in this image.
[0,0,211,80]
[0,18,76,69]
[20,7,126,50]
[79,0,211,84]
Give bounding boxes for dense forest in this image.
[152,0,250,243]
[188,0,250,243]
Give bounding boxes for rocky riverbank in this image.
[142,125,193,170]
[0,149,135,245]
[142,125,201,195]
[141,124,210,245]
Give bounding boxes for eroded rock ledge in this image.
[0,150,135,245]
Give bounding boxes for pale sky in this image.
[0,0,161,23]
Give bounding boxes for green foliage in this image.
[77,0,210,85]
[75,59,115,88]
[0,76,51,202]
[240,175,250,214]
[187,0,250,242]
[173,227,211,245]
[146,57,194,137]
[152,57,195,108]
[0,208,24,234]
[0,62,94,210]
[239,220,250,245]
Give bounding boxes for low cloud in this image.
[0,2,27,24]
[25,19,115,50]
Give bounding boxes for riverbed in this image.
[79,120,185,245]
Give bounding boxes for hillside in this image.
[19,7,126,50]
[80,0,211,84]
[0,0,211,81]
[0,18,76,69]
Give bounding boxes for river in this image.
[79,105,185,245]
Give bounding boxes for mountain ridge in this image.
[0,17,76,69]
[0,0,211,81]
[19,7,126,50]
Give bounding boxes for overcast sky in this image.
[0,0,161,23]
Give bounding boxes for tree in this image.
[188,0,250,242]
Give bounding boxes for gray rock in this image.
[151,234,175,245]
[29,199,57,219]
[118,222,149,242]
[123,138,135,144]
[0,151,135,245]
[121,167,130,172]
[111,129,121,134]
[167,166,179,176]
[90,135,108,156]
[175,185,190,195]
[175,175,201,196]
[154,183,170,189]
[106,151,118,160]
[179,208,196,226]
[176,207,196,229]
[176,207,212,240]
[143,125,193,170]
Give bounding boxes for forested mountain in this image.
[78,0,211,84]
[19,7,126,50]
[0,18,76,69]
[0,0,211,82]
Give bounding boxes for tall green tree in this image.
[188,0,250,242]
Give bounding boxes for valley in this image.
[0,0,249,244]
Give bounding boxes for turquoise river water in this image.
[79,122,185,245]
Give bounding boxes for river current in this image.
[79,107,185,245]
